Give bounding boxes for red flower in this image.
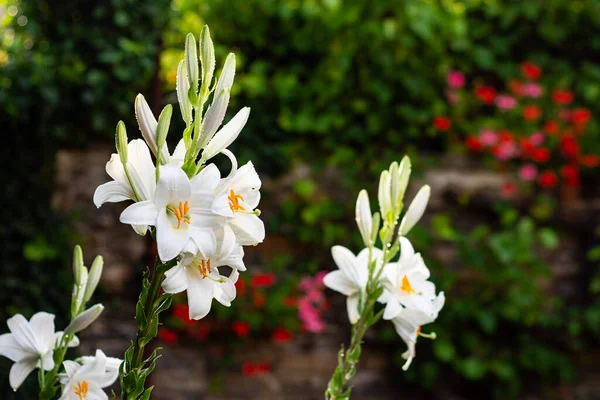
[272,328,293,343]
[523,105,542,121]
[552,90,574,105]
[465,136,483,152]
[561,164,580,187]
[519,139,534,156]
[538,170,558,188]
[521,61,542,80]
[475,86,496,104]
[531,147,551,163]
[234,277,246,297]
[508,79,525,96]
[560,135,580,159]
[544,120,559,135]
[232,321,251,338]
[251,273,276,288]
[432,116,452,131]
[581,154,600,168]
[253,292,265,308]
[158,328,178,344]
[498,130,514,143]
[196,325,211,341]
[502,182,517,197]
[242,362,271,377]
[572,108,591,125]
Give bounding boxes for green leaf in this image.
[538,228,559,250]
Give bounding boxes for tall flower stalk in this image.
[93,26,265,399]
[325,158,444,399]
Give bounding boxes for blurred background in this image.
[2,0,600,399]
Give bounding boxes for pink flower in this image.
[298,299,325,333]
[523,82,543,98]
[529,132,545,146]
[447,70,465,89]
[493,141,518,160]
[519,164,538,181]
[496,95,517,110]
[479,129,498,146]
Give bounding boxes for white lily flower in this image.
[135,94,171,162]
[212,160,265,246]
[119,164,224,262]
[93,139,156,236]
[398,185,430,236]
[323,246,383,324]
[162,227,242,320]
[0,312,79,390]
[78,354,123,374]
[381,237,437,319]
[355,190,372,248]
[391,292,445,370]
[59,349,119,400]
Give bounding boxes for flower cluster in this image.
[0,247,122,399]
[436,62,598,194]
[324,157,444,377]
[94,27,264,321]
[297,271,329,333]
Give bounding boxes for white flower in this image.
[398,185,430,236]
[355,190,373,248]
[212,161,265,246]
[381,237,437,320]
[0,312,79,390]
[161,227,242,320]
[59,349,119,400]
[323,246,383,324]
[135,94,171,162]
[119,164,223,262]
[391,292,445,370]
[200,107,250,163]
[93,139,156,235]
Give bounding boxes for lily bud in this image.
[115,121,128,164]
[135,94,170,162]
[155,104,173,165]
[176,60,192,124]
[370,212,381,246]
[399,185,430,236]
[395,156,411,208]
[214,53,236,99]
[185,33,199,96]
[389,161,399,210]
[72,245,86,286]
[65,304,104,334]
[197,88,230,150]
[201,106,250,162]
[378,170,392,224]
[199,25,215,96]
[355,190,372,247]
[84,256,103,302]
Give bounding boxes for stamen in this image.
[401,275,416,294]
[74,380,88,399]
[228,189,245,212]
[197,259,212,279]
[171,201,191,229]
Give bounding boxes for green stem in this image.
[129,257,166,378]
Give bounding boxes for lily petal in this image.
[9,359,37,390]
[28,312,55,352]
[201,107,250,162]
[323,270,357,296]
[346,294,360,324]
[162,264,189,294]
[154,165,192,209]
[229,212,265,245]
[6,314,39,353]
[0,334,31,362]
[156,209,189,262]
[93,181,132,208]
[399,185,430,236]
[119,201,158,226]
[186,269,215,320]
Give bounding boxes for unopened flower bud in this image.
[72,245,86,286]
[155,104,172,165]
[199,25,215,96]
[115,121,128,164]
[355,190,372,247]
[84,256,103,302]
[65,304,104,334]
[185,33,199,96]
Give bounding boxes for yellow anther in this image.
[228,189,245,212]
[172,200,191,229]
[401,275,415,294]
[197,259,212,279]
[74,380,88,399]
